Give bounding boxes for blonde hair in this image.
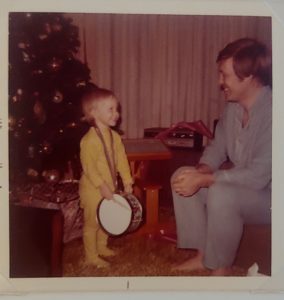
[81,85,116,124]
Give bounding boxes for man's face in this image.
[218,57,251,102]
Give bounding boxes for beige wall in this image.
[68,13,271,139]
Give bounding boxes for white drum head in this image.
[98,194,132,235]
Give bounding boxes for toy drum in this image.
[97,193,143,236]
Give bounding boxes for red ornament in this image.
[52,90,63,103]
[48,57,62,72]
[42,169,60,183]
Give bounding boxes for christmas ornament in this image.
[26,129,33,136]
[40,140,53,155]
[39,33,48,40]
[17,117,25,128]
[32,69,43,75]
[52,90,63,103]
[22,51,31,63]
[18,42,27,49]
[19,42,30,49]
[76,80,86,87]
[66,121,77,128]
[33,100,46,124]
[11,88,23,103]
[8,115,17,131]
[48,57,62,72]
[27,168,39,178]
[42,169,60,183]
[44,22,52,34]
[52,22,62,32]
[13,130,22,139]
[27,144,36,158]
[11,95,20,103]
[17,88,23,95]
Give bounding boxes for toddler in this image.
[79,86,133,267]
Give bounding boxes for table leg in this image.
[145,188,159,226]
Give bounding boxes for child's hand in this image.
[99,182,114,200]
[124,184,133,194]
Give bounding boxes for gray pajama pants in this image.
[172,166,271,270]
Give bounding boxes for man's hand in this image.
[172,168,214,197]
[195,163,213,174]
[99,182,114,200]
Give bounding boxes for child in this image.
[79,86,133,268]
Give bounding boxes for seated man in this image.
[171,38,272,276]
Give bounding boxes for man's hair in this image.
[217,38,272,87]
[81,84,115,124]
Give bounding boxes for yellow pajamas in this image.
[79,127,133,264]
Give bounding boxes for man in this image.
[171,38,272,276]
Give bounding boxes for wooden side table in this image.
[124,138,172,234]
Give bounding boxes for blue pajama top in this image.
[200,86,272,190]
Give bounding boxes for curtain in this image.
[69,13,271,139]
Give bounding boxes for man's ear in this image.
[243,74,254,84]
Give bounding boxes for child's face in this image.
[92,96,119,129]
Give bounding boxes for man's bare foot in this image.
[211,267,232,276]
[172,251,207,272]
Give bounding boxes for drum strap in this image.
[94,124,117,190]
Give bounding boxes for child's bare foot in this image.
[98,246,116,257]
[97,243,116,257]
[85,255,110,268]
[172,251,207,272]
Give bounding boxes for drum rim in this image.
[97,194,136,237]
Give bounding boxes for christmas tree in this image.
[9,12,91,183]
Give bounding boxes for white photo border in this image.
[0,0,283,294]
